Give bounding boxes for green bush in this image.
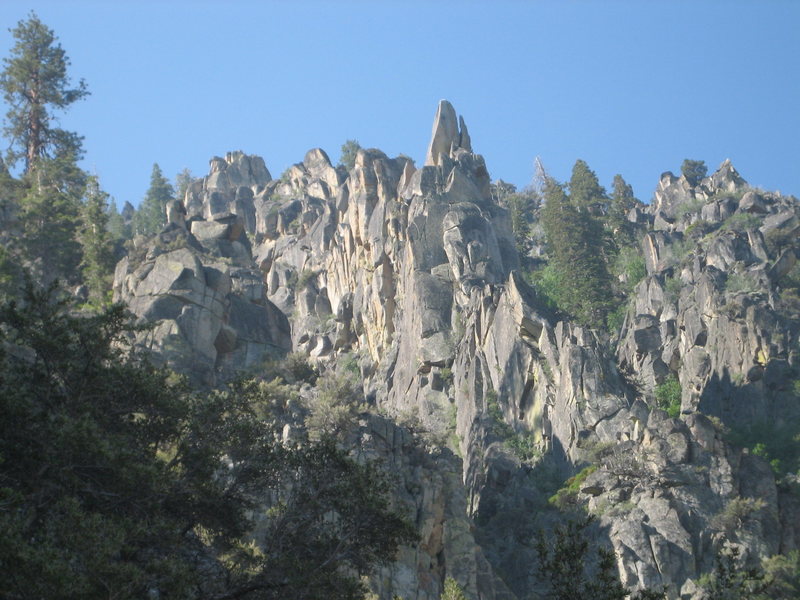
[548,465,598,509]
[664,276,683,305]
[711,496,766,531]
[723,212,761,232]
[655,376,681,418]
[442,576,468,600]
[614,246,647,293]
[726,420,800,477]
[725,272,758,295]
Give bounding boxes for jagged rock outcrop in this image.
[113,224,290,385]
[115,103,800,599]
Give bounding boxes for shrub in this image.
[664,275,683,305]
[548,465,598,509]
[726,420,800,477]
[723,212,761,232]
[297,268,317,288]
[442,577,467,600]
[283,352,318,384]
[614,246,647,292]
[681,159,707,187]
[305,370,364,441]
[725,272,758,295]
[711,496,766,531]
[655,375,681,418]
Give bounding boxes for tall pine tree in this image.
[133,163,174,237]
[541,170,614,327]
[1,13,89,285]
[0,12,88,172]
[78,176,115,301]
[569,159,607,213]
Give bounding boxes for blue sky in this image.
[1,1,798,207]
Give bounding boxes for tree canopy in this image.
[0,283,416,600]
[0,12,88,172]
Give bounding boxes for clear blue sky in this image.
[1,1,798,207]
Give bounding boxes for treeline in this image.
[0,13,190,303]
[494,159,644,332]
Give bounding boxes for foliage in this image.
[569,159,607,211]
[725,420,800,477]
[699,544,768,600]
[485,389,539,462]
[305,369,364,441]
[724,272,759,296]
[711,497,766,531]
[654,375,681,418]
[760,550,800,599]
[681,159,707,187]
[664,275,683,305]
[284,351,319,384]
[535,516,666,600]
[441,577,468,600]
[0,11,88,171]
[297,268,317,289]
[507,191,537,256]
[548,465,598,510]
[0,282,415,600]
[133,163,174,237]
[541,172,614,326]
[607,174,637,244]
[526,263,564,316]
[174,167,194,201]
[339,139,362,171]
[16,153,86,284]
[78,175,116,301]
[722,212,761,233]
[613,246,647,293]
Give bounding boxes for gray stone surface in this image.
[113,102,800,599]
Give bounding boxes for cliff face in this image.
[114,101,800,599]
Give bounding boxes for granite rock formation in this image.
[114,100,800,599]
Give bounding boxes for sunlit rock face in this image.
[115,101,800,599]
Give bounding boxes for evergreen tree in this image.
[106,197,129,243]
[681,159,707,187]
[0,283,416,600]
[133,163,174,236]
[606,174,638,250]
[569,159,607,212]
[441,577,468,600]
[541,176,614,326]
[78,175,115,301]
[508,193,532,255]
[0,13,89,285]
[339,139,362,171]
[17,153,86,284]
[174,166,193,202]
[536,517,666,600]
[0,12,88,172]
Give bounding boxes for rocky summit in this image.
[113,100,800,599]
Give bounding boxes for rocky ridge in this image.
[113,101,800,599]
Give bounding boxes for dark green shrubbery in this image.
[655,376,682,418]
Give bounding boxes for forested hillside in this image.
[1,13,799,600]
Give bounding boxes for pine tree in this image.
[106,197,129,243]
[541,176,614,326]
[133,163,174,236]
[174,167,193,202]
[607,174,637,248]
[78,176,115,301]
[681,159,707,187]
[339,139,362,171]
[0,12,89,172]
[17,154,86,284]
[569,159,607,212]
